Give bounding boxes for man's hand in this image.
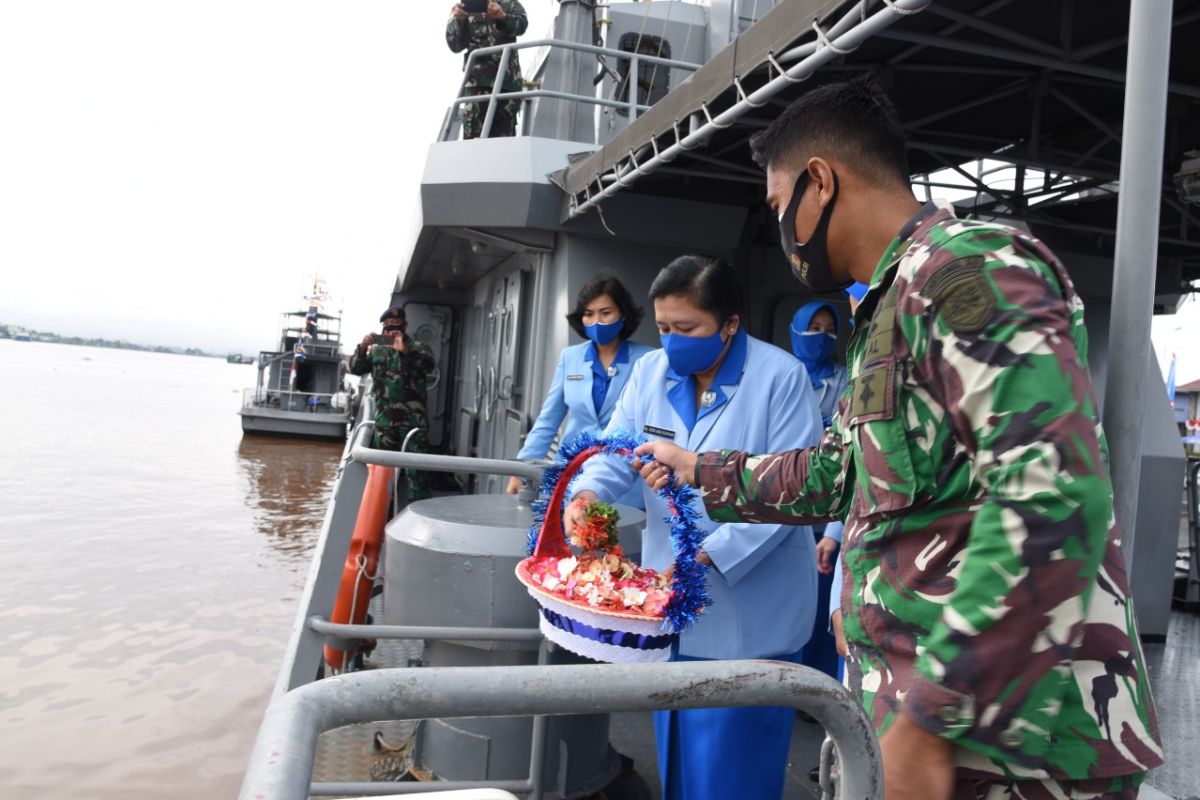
[361,333,375,349]
[816,535,838,574]
[486,1,506,20]
[391,333,408,353]
[632,441,700,491]
[830,608,847,657]
[451,3,467,20]
[879,715,956,800]
[505,475,523,495]
[565,490,599,537]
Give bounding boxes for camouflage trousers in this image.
[461,86,519,139]
[375,427,432,508]
[952,774,1142,799]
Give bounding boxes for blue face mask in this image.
[660,329,727,376]
[584,319,623,346]
[790,329,836,371]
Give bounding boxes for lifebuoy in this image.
[324,463,395,672]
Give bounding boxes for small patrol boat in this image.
[239,279,352,440]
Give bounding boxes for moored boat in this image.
[239,279,352,440]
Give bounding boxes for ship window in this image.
[614,33,672,116]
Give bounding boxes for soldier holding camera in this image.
[446,0,528,139]
[349,307,437,505]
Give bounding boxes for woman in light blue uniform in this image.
[789,300,850,680]
[789,300,849,428]
[506,276,653,500]
[569,256,823,800]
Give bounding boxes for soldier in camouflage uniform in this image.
[446,1,528,139]
[348,307,436,505]
[635,79,1162,799]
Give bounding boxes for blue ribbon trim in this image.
[540,607,673,651]
[526,429,711,634]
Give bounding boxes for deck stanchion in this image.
[481,46,513,139]
[1102,0,1174,568]
[629,56,639,121]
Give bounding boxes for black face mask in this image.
[778,170,850,294]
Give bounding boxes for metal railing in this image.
[350,416,543,481]
[1185,458,1200,605]
[241,660,881,800]
[269,395,547,698]
[565,0,931,218]
[440,38,700,142]
[242,387,350,414]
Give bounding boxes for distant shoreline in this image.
[0,324,233,359]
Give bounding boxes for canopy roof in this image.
[559,0,1200,289]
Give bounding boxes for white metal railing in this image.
[242,387,350,414]
[242,660,880,800]
[440,38,700,142]
[565,0,931,219]
[283,340,343,360]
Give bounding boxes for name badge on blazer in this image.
[566,374,585,381]
[643,424,675,440]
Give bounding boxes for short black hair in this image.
[648,255,745,323]
[566,275,644,340]
[749,75,910,187]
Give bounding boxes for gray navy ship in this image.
[241,2,1200,798]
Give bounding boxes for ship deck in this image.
[304,604,1200,799]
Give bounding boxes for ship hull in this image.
[239,407,349,440]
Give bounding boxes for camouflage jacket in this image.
[445,1,528,92]
[698,201,1162,781]
[348,339,436,448]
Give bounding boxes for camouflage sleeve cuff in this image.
[901,675,976,741]
[696,449,728,484]
[697,449,745,524]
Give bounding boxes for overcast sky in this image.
[0,1,555,354]
[2,1,1197,384]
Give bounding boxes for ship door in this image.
[468,268,527,492]
[400,302,454,449]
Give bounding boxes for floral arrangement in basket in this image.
[514,430,711,663]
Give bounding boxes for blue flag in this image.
[1166,353,1177,403]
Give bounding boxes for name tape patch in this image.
[643,424,675,440]
[565,374,585,381]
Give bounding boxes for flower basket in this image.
[515,431,710,664]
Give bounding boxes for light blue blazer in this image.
[518,340,655,461]
[574,334,823,660]
[813,362,849,428]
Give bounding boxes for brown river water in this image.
[0,340,341,798]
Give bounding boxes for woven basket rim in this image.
[515,558,666,623]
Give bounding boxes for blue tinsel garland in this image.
[525,429,711,633]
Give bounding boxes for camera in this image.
[463,0,488,13]
[370,333,396,346]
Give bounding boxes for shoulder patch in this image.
[925,255,995,333]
